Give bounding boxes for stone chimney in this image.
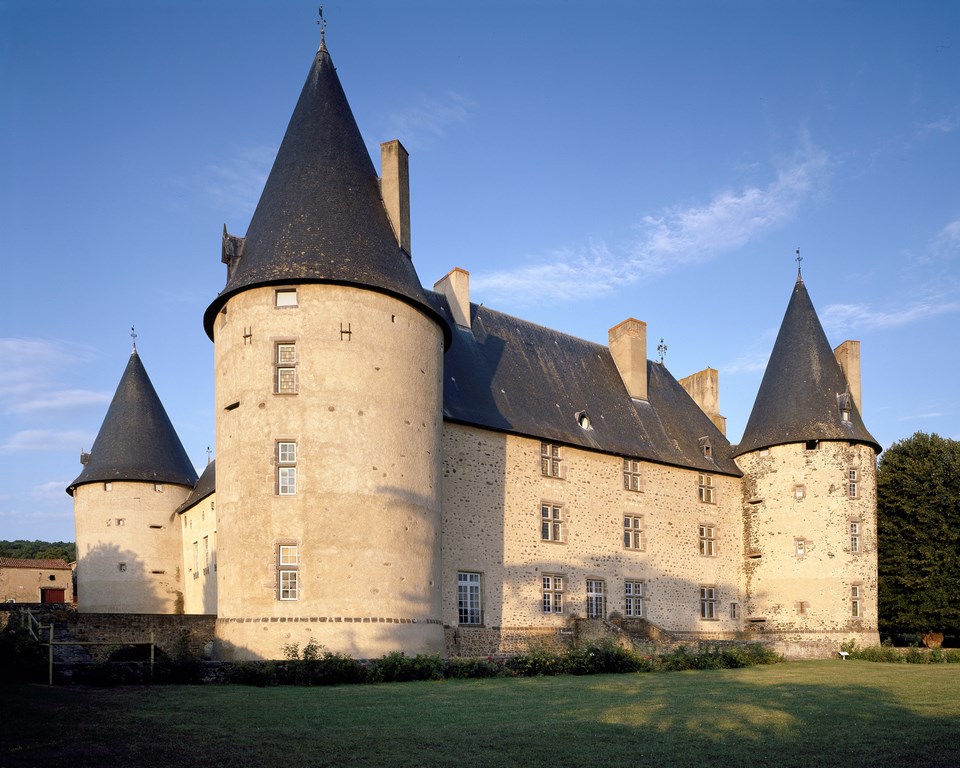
[679,367,727,436]
[380,140,411,256]
[608,318,648,401]
[434,268,471,329]
[834,340,862,413]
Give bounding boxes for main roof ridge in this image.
[67,349,199,494]
[203,44,444,341]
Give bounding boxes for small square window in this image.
[794,484,806,500]
[275,289,298,307]
[795,539,807,556]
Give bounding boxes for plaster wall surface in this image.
[736,441,880,647]
[441,423,744,655]
[0,564,73,603]
[212,284,444,660]
[73,481,189,613]
[180,493,218,614]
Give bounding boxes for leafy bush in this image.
[505,647,564,676]
[0,623,47,683]
[369,652,444,683]
[444,656,506,679]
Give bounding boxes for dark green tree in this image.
[877,432,960,636]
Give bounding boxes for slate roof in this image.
[175,460,216,515]
[734,277,880,456]
[428,291,741,476]
[203,43,447,344]
[67,350,199,494]
[0,557,72,571]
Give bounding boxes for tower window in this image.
[851,585,862,618]
[275,342,298,394]
[794,484,806,500]
[805,440,819,451]
[277,441,297,495]
[275,289,298,307]
[850,521,861,553]
[278,544,299,600]
[457,571,482,625]
[848,469,859,498]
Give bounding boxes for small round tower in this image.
[203,42,449,660]
[68,347,198,613]
[734,274,881,655]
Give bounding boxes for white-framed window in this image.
[277,441,297,495]
[700,585,717,620]
[586,579,606,619]
[698,474,715,504]
[623,458,642,491]
[278,544,299,600]
[848,469,859,498]
[625,580,644,618]
[104,482,113,491]
[275,288,298,307]
[154,483,164,493]
[275,342,298,394]
[541,504,564,542]
[699,524,716,557]
[542,574,564,613]
[795,538,807,557]
[850,521,861,554]
[624,515,644,550]
[851,585,862,618]
[540,442,562,478]
[794,484,806,500]
[730,601,740,620]
[458,571,482,625]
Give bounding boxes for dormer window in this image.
[838,392,853,423]
[575,411,592,430]
[699,437,712,459]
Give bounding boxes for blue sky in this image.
[2,0,958,543]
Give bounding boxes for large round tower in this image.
[734,274,881,655]
[203,42,449,660]
[68,347,198,613]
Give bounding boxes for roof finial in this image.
[131,325,138,352]
[317,6,327,51]
[795,247,803,283]
[206,446,212,465]
[658,337,668,365]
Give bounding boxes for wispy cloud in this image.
[0,430,94,454]
[384,92,474,148]
[0,339,107,414]
[914,112,960,140]
[31,480,71,500]
[202,144,277,226]
[472,137,831,304]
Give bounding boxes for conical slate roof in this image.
[67,349,199,494]
[203,44,444,340]
[734,277,880,456]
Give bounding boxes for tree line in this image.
[0,540,76,563]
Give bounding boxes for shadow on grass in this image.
[1,663,958,767]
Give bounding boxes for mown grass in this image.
[2,661,959,767]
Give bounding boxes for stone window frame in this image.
[794,484,806,500]
[540,502,565,543]
[795,537,808,557]
[586,578,607,619]
[457,571,483,625]
[624,515,644,551]
[851,584,862,619]
[277,543,300,601]
[699,524,716,557]
[698,473,715,504]
[541,574,564,614]
[540,441,563,479]
[623,458,642,491]
[730,601,740,620]
[847,468,859,498]
[849,519,861,554]
[275,341,298,395]
[625,580,645,618]
[700,585,718,620]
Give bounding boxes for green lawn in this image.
[2,661,959,767]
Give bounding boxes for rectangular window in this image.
[795,538,807,556]
[540,442,562,478]
[542,575,564,614]
[624,515,644,550]
[700,586,717,620]
[698,474,715,504]
[730,601,740,620]
[192,541,199,578]
[850,521,861,553]
[457,571,482,625]
[275,289,298,307]
[699,525,716,557]
[851,585,861,618]
[541,504,564,542]
[275,342,298,394]
[203,535,210,574]
[794,484,806,499]
[278,544,299,600]
[623,458,642,491]
[848,469,859,498]
[625,580,644,618]
[277,441,297,495]
[586,579,606,619]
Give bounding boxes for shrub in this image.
[506,647,563,676]
[0,624,47,683]
[444,656,506,679]
[370,652,444,683]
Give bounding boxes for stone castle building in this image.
[67,38,881,660]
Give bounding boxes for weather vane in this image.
[131,325,137,351]
[658,337,668,365]
[317,6,327,49]
[796,247,802,279]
